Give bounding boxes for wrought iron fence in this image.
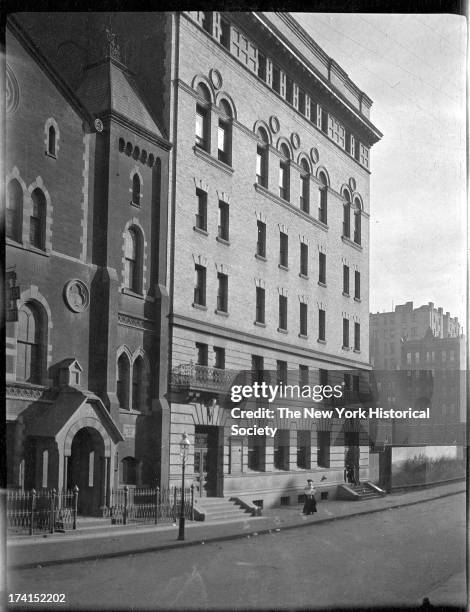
[7,487,78,535]
[170,362,235,392]
[105,485,194,525]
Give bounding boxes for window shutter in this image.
[293,83,299,109]
[305,95,311,120]
[280,70,287,98]
[266,58,273,87]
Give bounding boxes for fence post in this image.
[73,485,79,530]
[30,489,36,535]
[173,486,177,521]
[191,484,194,520]
[50,489,56,533]
[123,485,128,525]
[155,485,160,525]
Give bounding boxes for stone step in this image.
[194,497,253,522]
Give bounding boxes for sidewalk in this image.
[7,480,465,570]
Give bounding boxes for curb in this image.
[8,487,464,571]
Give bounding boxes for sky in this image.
[293,13,467,326]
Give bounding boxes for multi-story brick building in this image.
[370,301,461,371]
[6,11,382,512]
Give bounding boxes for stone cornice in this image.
[101,110,172,151]
[6,382,52,402]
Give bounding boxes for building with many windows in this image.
[370,301,461,371]
[6,11,382,512]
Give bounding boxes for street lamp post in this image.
[178,432,190,541]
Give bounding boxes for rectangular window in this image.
[300,302,308,336]
[220,16,230,49]
[214,346,225,370]
[255,287,265,324]
[251,354,264,385]
[194,264,206,306]
[196,342,208,366]
[343,318,350,348]
[328,115,345,148]
[360,144,369,168]
[231,27,258,72]
[318,309,326,341]
[317,431,330,468]
[217,272,228,312]
[319,368,328,387]
[218,201,229,241]
[276,360,287,384]
[195,105,208,150]
[274,430,289,470]
[354,271,361,300]
[279,295,288,330]
[297,430,310,469]
[258,52,267,81]
[257,220,266,258]
[318,252,326,284]
[272,65,280,93]
[195,188,207,231]
[279,232,288,268]
[319,188,327,224]
[299,364,309,386]
[343,265,350,295]
[406,352,412,365]
[354,322,360,351]
[300,242,308,276]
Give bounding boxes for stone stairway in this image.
[347,482,385,500]
[193,497,255,521]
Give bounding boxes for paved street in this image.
[7,493,466,610]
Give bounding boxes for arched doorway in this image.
[67,427,105,515]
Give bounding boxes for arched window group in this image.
[117,352,146,412]
[124,226,143,293]
[16,302,46,384]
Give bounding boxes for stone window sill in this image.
[299,273,309,280]
[192,303,207,311]
[277,327,288,334]
[318,281,327,288]
[254,321,266,327]
[215,309,229,317]
[122,288,145,300]
[317,338,326,344]
[342,292,350,298]
[298,334,308,340]
[255,253,267,261]
[193,226,208,236]
[193,145,234,175]
[278,264,289,271]
[216,236,230,246]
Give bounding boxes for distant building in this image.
[370,301,461,371]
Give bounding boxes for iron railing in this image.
[171,362,235,392]
[7,487,78,535]
[105,485,194,525]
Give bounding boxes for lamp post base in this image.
[178,515,185,540]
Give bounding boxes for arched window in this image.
[121,457,137,485]
[300,159,310,213]
[16,303,44,384]
[217,99,232,165]
[7,179,23,242]
[354,199,362,245]
[132,173,141,206]
[318,172,328,224]
[256,127,269,187]
[117,353,130,410]
[343,189,351,238]
[279,143,290,201]
[48,125,56,156]
[30,189,46,250]
[132,356,143,411]
[124,227,142,293]
[195,83,211,151]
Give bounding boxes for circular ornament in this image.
[94,118,104,132]
[209,68,223,89]
[310,147,319,164]
[64,280,90,313]
[349,177,357,191]
[269,115,280,134]
[290,132,300,150]
[6,64,20,114]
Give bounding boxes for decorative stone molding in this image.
[117,313,155,332]
[6,64,20,114]
[63,279,90,313]
[210,68,223,89]
[278,286,288,297]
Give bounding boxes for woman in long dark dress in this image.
[303,479,317,515]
